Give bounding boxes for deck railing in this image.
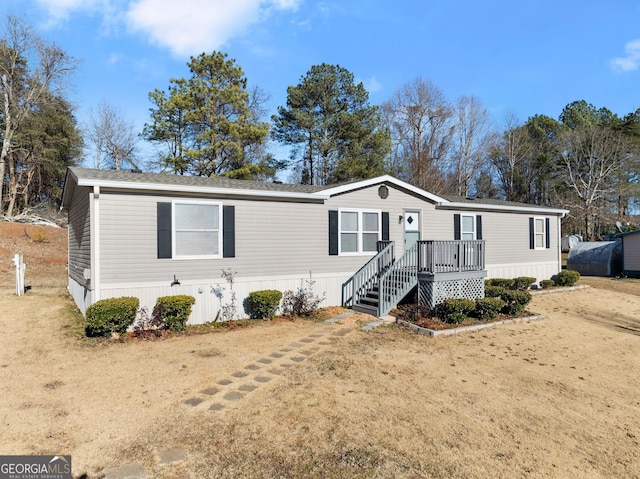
[341,241,395,308]
[417,240,485,274]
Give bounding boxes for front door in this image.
[404,210,420,251]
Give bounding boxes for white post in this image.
[13,253,25,296]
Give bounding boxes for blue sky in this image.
[2,0,640,167]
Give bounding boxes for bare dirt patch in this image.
[1,222,639,478]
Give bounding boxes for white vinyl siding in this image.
[339,209,380,255]
[173,201,222,259]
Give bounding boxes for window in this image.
[173,201,222,259]
[534,217,545,249]
[461,214,476,240]
[339,209,381,255]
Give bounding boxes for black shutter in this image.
[529,217,535,249]
[545,218,550,249]
[382,212,389,241]
[476,215,483,240]
[329,210,339,255]
[223,205,235,258]
[454,214,461,240]
[157,202,172,259]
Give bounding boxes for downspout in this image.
[558,211,567,272]
[90,185,101,302]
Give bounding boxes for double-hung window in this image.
[534,217,545,249]
[173,201,222,259]
[461,214,476,240]
[339,209,381,255]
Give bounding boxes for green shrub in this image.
[487,278,515,289]
[247,289,282,319]
[555,270,580,287]
[475,297,506,320]
[485,285,507,298]
[153,295,196,331]
[435,298,476,324]
[500,290,532,315]
[513,276,536,291]
[85,296,139,337]
[540,279,555,289]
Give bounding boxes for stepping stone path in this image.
[181,313,355,413]
[101,312,355,479]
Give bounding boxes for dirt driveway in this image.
[0,224,639,478]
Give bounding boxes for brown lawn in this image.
[0,222,639,478]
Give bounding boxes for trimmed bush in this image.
[486,278,515,289]
[513,276,536,291]
[555,270,580,287]
[282,280,325,317]
[540,279,555,289]
[435,298,476,324]
[485,285,507,298]
[85,296,139,337]
[500,290,532,315]
[247,289,282,319]
[475,297,506,320]
[153,295,196,332]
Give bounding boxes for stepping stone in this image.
[217,378,233,385]
[331,329,351,337]
[231,371,248,378]
[324,312,354,323]
[158,448,187,464]
[288,342,303,348]
[267,369,283,375]
[318,341,332,345]
[244,364,260,370]
[300,350,314,356]
[200,387,219,396]
[309,333,323,338]
[361,320,384,331]
[300,338,314,343]
[269,352,284,358]
[238,384,258,392]
[290,356,305,362]
[254,376,271,383]
[279,348,292,353]
[103,462,146,479]
[223,391,244,401]
[257,358,273,364]
[184,397,203,406]
[209,403,225,412]
[280,363,293,368]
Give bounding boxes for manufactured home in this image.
[61,167,568,323]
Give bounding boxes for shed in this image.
[614,230,640,278]
[561,234,582,252]
[567,241,622,277]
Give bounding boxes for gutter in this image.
[436,201,570,216]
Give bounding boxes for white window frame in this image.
[460,214,476,241]
[534,217,546,250]
[338,208,382,256]
[172,199,223,260]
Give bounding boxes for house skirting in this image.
[418,271,487,309]
[70,271,353,325]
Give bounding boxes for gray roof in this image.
[440,194,554,209]
[67,167,326,194]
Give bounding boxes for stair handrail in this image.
[378,242,419,317]
[341,241,394,307]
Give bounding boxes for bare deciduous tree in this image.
[449,95,494,197]
[85,102,140,170]
[0,15,77,215]
[381,77,453,193]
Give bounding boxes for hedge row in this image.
[85,295,196,337]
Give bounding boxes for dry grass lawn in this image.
[0,222,639,478]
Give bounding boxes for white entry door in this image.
[404,210,420,251]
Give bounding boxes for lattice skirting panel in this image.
[419,277,485,309]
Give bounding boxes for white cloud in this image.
[610,39,640,73]
[364,76,382,93]
[126,0,301,57]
